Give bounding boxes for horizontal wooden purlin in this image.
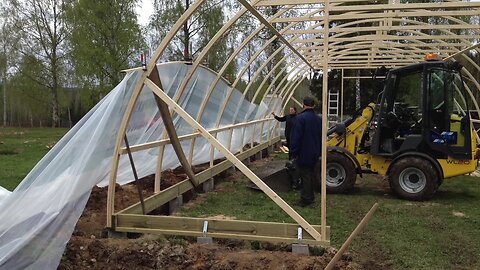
[329,2,480,12]
[324,63,406,69]
[326,42,471,50]
[308,54,422,60]
[300,35,479,43]
[115,214,330,245]
[331,24,480,33]
[325,50,424,57]
[318,59,420,64]
[286,24,480,35]
[120,118,272,154]
[271,10,480,24]
[117,137,280,215]
[294,40,473,49]
[300,45,458,54]
[255,0,322,6]
[326,48,458,55]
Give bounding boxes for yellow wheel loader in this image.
[325,55,479,200]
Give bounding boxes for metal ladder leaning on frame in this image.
[327,91,339,127]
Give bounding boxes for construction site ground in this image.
[58,154,363,270]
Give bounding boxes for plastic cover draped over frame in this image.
[0,62,281,269]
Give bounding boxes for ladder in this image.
[327,91,339,127]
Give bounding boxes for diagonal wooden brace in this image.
[148,66,199,187]
[144,78,323,241]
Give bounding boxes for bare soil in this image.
[58,159,363,270]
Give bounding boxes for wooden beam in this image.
[120,118,272,154]
[148,66,199,187]
[238,0,314,70]
[115,214,330,245]
[320,0,330,242]
[105,0,208,228]
[325,203,379,270]
[117,138,279,215]
[145,78,323,241]
[271,10,480,23]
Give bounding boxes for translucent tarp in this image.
[0,62,281,269]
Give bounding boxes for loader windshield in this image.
[428,68,469,148]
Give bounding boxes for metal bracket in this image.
[297,227,303,243]
[202,221,209,237]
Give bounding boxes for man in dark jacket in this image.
[271,107,297,159]
[289,97,322,206]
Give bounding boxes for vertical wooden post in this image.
[340,68,344,122]
[321,0,331,242]
[154,145,165,193]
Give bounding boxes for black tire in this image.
[388,157,439,201]
[324,152,357,193]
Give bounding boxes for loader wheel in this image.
[326,152,356,193]
[388,157,439,201]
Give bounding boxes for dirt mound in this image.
[60,163,362,270]
[60,237,359,270]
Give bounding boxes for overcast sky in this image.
[136,0,154,26]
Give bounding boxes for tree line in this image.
[1,0,478,127]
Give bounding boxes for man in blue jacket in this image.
[290,96,322,206]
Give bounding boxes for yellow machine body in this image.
[327,104,479,179]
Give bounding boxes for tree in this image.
[12,0,69,127]
[0,0,23,127]
[65,0,144,96]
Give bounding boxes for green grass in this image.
[181,152,480,270]
[0,128,68,190]
[2,129,480,269]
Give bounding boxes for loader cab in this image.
[371,58,472,159]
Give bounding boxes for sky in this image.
[136,0,154,26]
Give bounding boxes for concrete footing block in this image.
[242,158,251,165]
[107,230,127,239]
[169,195,183,214]
[227,166,236,174]
[254,151,262,160]
[268,145,274,153]
[202,178,214,193]
[292,244,310,255]
[197,236,213,244]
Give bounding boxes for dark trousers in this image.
[285,137,293,160]
[297,165,315,203]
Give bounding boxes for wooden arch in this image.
[106,0,480,246]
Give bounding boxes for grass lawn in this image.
[180,152,480,269]
[0,127,69,190]
[2,128,479,269]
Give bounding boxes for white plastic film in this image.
[0,62,282,269]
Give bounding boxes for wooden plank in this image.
[237,0,313,70]
[115,214,330,243]
[149,65,198,187]
[117,139,279,215]
[321,1,330,242]
[325,203,379,270]
[119,179,195,215]
[121,118,272,154]
[115,226,329,246]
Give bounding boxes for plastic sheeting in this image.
[0,62,281,269]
